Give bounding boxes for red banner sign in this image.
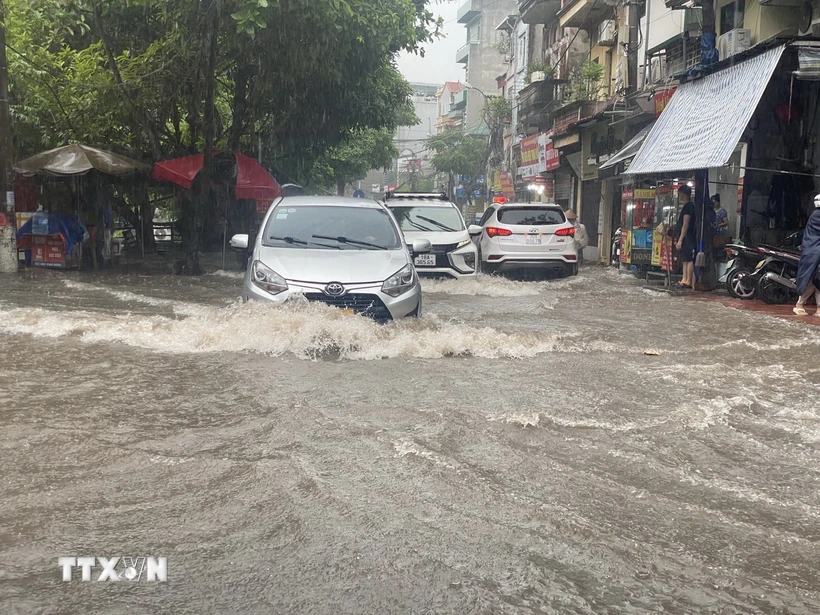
[654,89,676,117]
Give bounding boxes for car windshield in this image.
[389,205,465,233]
[262,205,401,250]
[497,207,566,226]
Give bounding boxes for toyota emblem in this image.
[324,282,345,297]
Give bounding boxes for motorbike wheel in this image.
[726,268,756,300]
[757,277,792,305]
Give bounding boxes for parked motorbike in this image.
[718,232,803,300]
[720,244,764,299]
[610,227,621,266]
[755,246,802,304]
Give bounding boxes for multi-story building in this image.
[509,0,820,269]
[456,0,519,135]
[435,82,464,133]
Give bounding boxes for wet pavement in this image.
[1,266,819,614]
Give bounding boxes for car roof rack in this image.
[384,191,449,201]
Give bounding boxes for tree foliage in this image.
[312,128,398,195]
[6,0,440,270]
[427,131,488,212]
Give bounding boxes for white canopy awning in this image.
[625,45,786,175]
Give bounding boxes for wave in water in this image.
[0,300,586,361]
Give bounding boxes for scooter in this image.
[718,232,803,300]
[610,227,621,266]
[720,243,764,299]
[755,246,802,304]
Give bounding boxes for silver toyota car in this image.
[231,196,430,320]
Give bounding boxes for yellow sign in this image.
[633,189,656,200]
[651,228,663,266]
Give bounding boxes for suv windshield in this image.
[262,205,401,250]
[497,207,565,226]
[389,205,465,233]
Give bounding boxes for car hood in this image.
[402,229,470,246]
[256,246,409,283]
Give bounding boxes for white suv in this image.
[384,192,478,278]
[469,203,578,276]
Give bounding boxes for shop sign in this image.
[622,189,634,200]
[545,134,560,171]
[656,184,673,196]
[651,228,663,266]
[519,134,540,180]
[620,229,631,263]
[654,89,676,117]
[633,189,656,199]
[500,172,515,195]
[631,249,652,265]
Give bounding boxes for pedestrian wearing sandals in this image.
[675,185,696,290]
[794,194,820,316]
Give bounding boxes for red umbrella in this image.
[151,151,281,200]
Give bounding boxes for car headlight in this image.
[251,260,288,295]
[382,264,416,297]
[455,239,473,249]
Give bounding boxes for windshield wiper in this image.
[404,219,434,232]
[312,234,388,250]
[269,235,339,249]
[416,215,458,233]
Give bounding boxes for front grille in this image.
[430,242,459,254]
[303,293,392,320]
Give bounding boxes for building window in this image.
[720,0,745,34]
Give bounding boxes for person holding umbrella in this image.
[793,194,820,316]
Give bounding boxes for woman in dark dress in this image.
[794,194,820,316]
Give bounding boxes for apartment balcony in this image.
[452,89,467,110]
[517,79,555,131]
[558,0,609,30]
[448,108,465,120]
[457,0,481,24]
[456,42,478,64]
[552,100,603,135]
[519,0,561,25]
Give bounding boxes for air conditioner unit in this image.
[649,55,667,83]
[799,1,820,36]
[718,28,752,60]
[598,20,616,46]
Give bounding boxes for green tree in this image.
[312,128,398,196]
[427,131,488,219]
[6,0,440,272]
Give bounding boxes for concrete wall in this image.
[462,0,518,132]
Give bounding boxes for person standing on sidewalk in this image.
[565,209,588,265]
[674,185,697,289]
[794,194,820,316]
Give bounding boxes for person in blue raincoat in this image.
[793,194,820,316]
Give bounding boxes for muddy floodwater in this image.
[1,267,819,614]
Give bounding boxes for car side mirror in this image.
[411,238,432,255]
[468,225,483,236]
[230,234,249,250]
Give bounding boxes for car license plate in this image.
[414,254,436,266]
[526,235,542,245]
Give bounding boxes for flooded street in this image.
[2,267,820,614]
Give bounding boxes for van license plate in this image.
[526,235,542,245]
[414,254,436,266]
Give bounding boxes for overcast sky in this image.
[396,1,464,86]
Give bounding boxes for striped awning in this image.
[625,45,786,175]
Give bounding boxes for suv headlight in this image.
[251,260,288,295]
[382,264,416,297]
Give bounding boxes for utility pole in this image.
[0,0,17,273]
[626,0,640,93]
